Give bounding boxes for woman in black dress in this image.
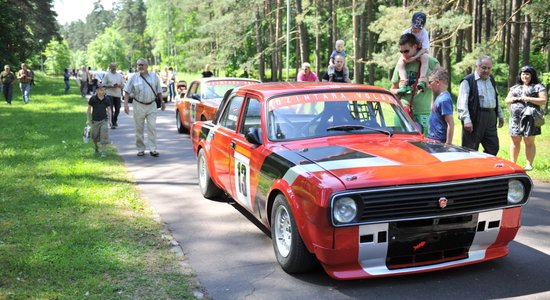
[504,66,547,171]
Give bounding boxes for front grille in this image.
[358,178,509,223]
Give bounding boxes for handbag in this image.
[140,74,162,109]
[532,107,545,127]
[83,125,91,144]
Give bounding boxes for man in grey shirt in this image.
[457,56,504,155]
[123,58,165,157]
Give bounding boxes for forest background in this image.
[2,0,550,94]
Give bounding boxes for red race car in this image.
[175,77,260,133]
[191,82,532,280]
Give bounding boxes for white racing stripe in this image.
[282,157,399,185]
[432,151,492,162]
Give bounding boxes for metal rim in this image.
[274,204,292,258]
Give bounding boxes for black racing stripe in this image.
[295,145,374,165]
[254,150,300,223]
[410,141,469,154]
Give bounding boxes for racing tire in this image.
[271,194,317,274]
[176,111,188,134]
[197,148,223,199]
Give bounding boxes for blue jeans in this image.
[64,80,70,93]
[19,82,30,103]
[168,82,175,101]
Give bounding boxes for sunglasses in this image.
[138,64,144,66]
[399,50,410,54]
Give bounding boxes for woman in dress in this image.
[504,66,547,171]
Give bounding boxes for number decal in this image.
[234,151,251,209]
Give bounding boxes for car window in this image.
[187,83,198,98]
[219,96,244,131]
[239,97,261,136]
[267,92,417,141]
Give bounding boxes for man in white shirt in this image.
[77,65,89,97]
[457,56,504,155]
[124,58,165,157]
[103,63,125,128]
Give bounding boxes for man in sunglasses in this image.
[391,33,439,136]
[123,58,166,157]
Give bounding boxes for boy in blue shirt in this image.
[428,67,454,144]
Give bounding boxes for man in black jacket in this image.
[457,56,504,155]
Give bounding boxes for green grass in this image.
[0,74,199,299]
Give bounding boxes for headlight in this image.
[508,179,525,204]
[333,197,358,223]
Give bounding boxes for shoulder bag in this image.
[140,74,162,109]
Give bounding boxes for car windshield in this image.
[267,92,418,141]
[202,81,257,101]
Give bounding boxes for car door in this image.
[209,95,245,192]
[228,95,262,212]
[184,82,200,128]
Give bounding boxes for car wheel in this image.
[271,194,317,274]
[176,111,188,134]
[197,148,223,199]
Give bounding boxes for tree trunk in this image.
[442,37,452,92]
[327,0,334,61]
[506,0,512,64]
[464,0,473,54]
[275,0,282,81]
[255,8,265,82]
[315,0,322,75]
[353,0,359,83]
[357,5,367,84]
[295,0,310,64]
[484,3,491,42]
[522,13,531,66]
[501,0,507,62]
[367,0,374,84]
[508,0,521,88]
[266,0,276,81]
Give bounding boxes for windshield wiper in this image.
[326,124,393,137]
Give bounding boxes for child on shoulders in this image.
[397,12,431,94]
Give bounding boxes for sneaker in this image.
[397,85,411,94]
[150,151,159,157]
[524,165,533,171]
[416,81,427,93]
[137,151,145,156]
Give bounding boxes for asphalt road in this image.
[110,102,550,300]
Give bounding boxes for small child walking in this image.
[428,67,454,144]
[86,83,112,158]
[397,12,431,94]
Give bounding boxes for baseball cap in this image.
[412,12,426,29]
[97,83,106,89]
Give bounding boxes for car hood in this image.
[281,137,523,190]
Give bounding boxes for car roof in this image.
[189,77,261,84]
[236,82,391,100]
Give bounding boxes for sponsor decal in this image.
[268,92,395,111]
[206,80,258,86]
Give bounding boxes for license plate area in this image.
[386,214,478,269]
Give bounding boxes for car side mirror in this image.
[245,127,262,145]
[192,93,201,101]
